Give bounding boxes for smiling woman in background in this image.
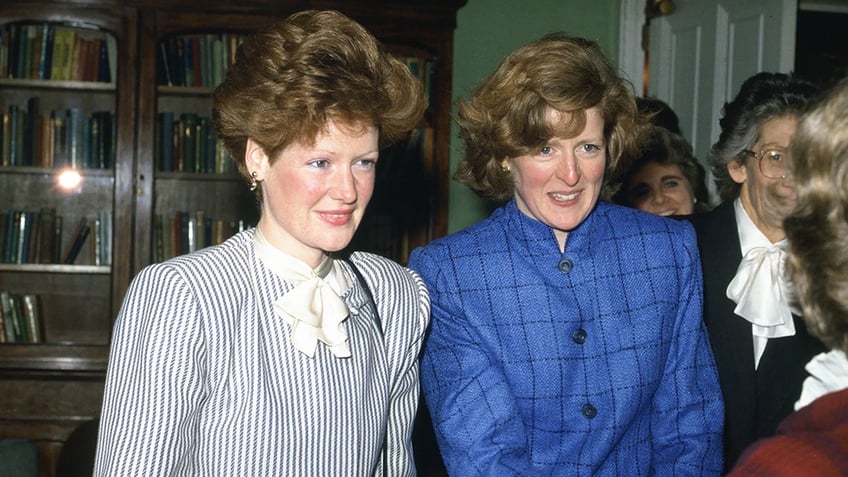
[614,125,710,216]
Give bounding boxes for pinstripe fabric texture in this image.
[408,200,724,476]
[93,229,429,476]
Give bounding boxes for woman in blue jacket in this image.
[408,33,724,476]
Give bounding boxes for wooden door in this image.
[646,0,797,201]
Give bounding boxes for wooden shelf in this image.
[0,343,108,375]
[0,1,464,474]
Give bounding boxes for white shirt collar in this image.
[729,199,797,369]
[796,350,848,410]
[254,229,352,358]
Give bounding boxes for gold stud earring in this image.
[501,161,511,172]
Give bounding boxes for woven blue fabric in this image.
[409,200,724,476]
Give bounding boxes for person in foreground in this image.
[727,77,848,476]
[407,33,724,476]
[613,125,710,216]
[93,10,428,475]
[686,72,825,472]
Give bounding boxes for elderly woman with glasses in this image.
[687,71,826,472]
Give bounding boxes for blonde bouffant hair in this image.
[784,78,848,353]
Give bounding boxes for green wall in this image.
[447,0,622,233]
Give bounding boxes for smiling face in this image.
[626,161,696,216]
[728,114,799,242]
[509,107,606,250]
[247,120,379,267]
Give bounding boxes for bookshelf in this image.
[0,1,464,475]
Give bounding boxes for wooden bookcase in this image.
[0,1,464,475]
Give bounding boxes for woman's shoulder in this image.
[133,230,253,288]
[409,209,509,262]
[347,252,423,289]
[597,202,694,236]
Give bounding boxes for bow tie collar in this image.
[726,243,797,339]
[726,199,799,344]
[254,230,352,358]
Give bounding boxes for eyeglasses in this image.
[740,147,789,180]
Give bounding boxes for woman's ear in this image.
[245,138,268,174]
[727,158,747,184]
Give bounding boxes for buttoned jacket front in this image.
[409,200,724,476]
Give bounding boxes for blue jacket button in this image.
[572,328,587,344]
[558,258,573,273]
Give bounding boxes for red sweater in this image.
[727,388,848,476]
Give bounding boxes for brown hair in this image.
[454,33,647,201]
[213,10,426,183]
[613,126,711,213]
[784,78,848,353]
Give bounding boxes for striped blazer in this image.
[94,229,429,476]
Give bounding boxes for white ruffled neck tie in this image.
[254,230,352,358]
[726,240,797,340]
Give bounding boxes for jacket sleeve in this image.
[93,263,205,476]
[384,267,431,477]
[352,253,432,477]
[650,223,725,475]
[409,246,534,476]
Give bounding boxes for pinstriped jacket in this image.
[409,200,724,476]
[93,229,429,476]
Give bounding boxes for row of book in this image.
[155,112,235,175]
[157,33,246,88]
[0,291,42,344]
[0,22,116,83]
[154,32,435,102]
[1,208,112,266]
[1,97,115,169]
[153,211,249,262]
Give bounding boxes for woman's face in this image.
[626,161,695,216]
[248,120,379,267]
[728,114,798,242]
[509,107,606,250]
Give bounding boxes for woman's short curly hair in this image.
[454,33,647,202]
[709,72,819,202]
[613,125,711,213]
[784,78,848,353]
[213,9,426,184]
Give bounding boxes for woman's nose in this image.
[331,169,358,203]
[557,155,581,186]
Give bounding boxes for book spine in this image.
[37,207,57,264]
[21,294,42,343]
[7,294,27,342]
[67,108,82,168]
[62,216,90,264]
[0,291,16,342]
[16,211,29,264]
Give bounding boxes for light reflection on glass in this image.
[56,169,83,191]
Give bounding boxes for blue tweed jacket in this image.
[408,200,724,476]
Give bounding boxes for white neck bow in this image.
[726,243,798,339]
[254,230,352,358]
